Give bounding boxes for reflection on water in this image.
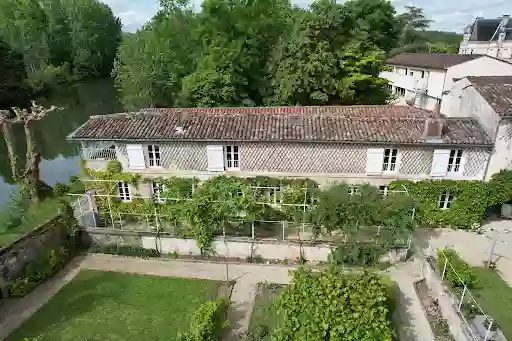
[0,79,123,207]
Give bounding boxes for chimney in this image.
[175,109,185,135]
[423,117,445,142]
[433,101,441,115]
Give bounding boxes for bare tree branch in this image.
[10,101,61,125]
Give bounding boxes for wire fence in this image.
[68,188,412,246]
[431,248,507,341]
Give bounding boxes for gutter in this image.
[66,136,494,150]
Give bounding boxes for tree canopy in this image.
[0,0,121,91]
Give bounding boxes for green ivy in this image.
[389,171,512,229]
[436,247,477,288]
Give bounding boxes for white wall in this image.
[486,121,512,179]
[460,42,512,60]
[442,57,512,115]
[425,69,446,99]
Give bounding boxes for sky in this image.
[101,0,511,34]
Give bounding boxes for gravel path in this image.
[0,254,434,341]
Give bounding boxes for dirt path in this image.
[0,254,433,341]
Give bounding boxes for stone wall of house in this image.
[0,215,72,297]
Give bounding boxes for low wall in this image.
[81,227,408,263]
[0,215,72,298]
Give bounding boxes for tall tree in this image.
[267,0,392,105]
[113,0,199,109]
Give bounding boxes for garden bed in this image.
[5,270,225,341]
[247,283,286,341]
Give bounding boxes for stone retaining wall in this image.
[0,215,72,298]
[80,227,408,263]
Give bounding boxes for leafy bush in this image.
[437,248,477,288]
[273,267,394,341]
[106,160,123,174]
[7,246,71,297]
[53,182,70,197]
[0,191,26,234]
[88,244,160,258]
[176,299,229,341]
[329,240,384,266]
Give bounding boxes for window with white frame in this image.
[379,185,389,197]
[447,149,463,173]
[151,182,166,203]
[265,186,281,204]
[348,185,360,196]
[148,145,161,167]
[117,182,131,202]
[439,192,455,209]
[395,87,406,97]
[225,145,239,169]
[382,148,398,172]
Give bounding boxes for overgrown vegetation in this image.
[5,270,221,341]
[88,244,160,258]
[272,268,395,341]
[177,299,229,341]
[436,247,477,288]
[5,207,78,298]
[248,283,286,341]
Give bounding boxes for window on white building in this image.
[439,192,455,209]
[117,182,131,202]
[395,87,406,97]
[148,145,161,167]
[447,149,463,173]
[348,185,360,196]
[151,182,166,203]
[409,69,425,78]
[379,185,389,197]
[225,145,239,169]
[382,149,398,172]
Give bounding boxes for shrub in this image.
[53,182,70,197]
[436,248,477,288]
[273,268,394,341]
[7,246,71,297]
[88,244,160,258]
[329,240,385,266]
[106,160,123,174]
[176,299,229,341]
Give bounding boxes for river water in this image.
[0,79,123,207]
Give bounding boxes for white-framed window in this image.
[225,145,239,169]
[395,87,406,97]
[117,182,131,202]
[151,182,166,203]
[265,186,281,204]
[439,192,455,209]
[148,144,161,167]
[447,149,463,173]
[386,84,393,91]
[382,148,398,172]
[379,185,389,197]
[409,69,425,78]
[348,185,360,196]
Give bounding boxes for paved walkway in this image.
[0,254,434,341]
[415,220,512,286]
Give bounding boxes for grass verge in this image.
[5,270,220,341]
[471,267,512,340]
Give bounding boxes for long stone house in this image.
[68,105,494,209]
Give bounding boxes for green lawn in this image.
[471,267,512,340]
[0,198,67,247]
[247,283,286,341]
[5,270,220,341]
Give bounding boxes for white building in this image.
[459,16,512,61]
[446,76,512,179]
[380,53,512,113]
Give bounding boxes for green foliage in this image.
[88,244,161,258]
[106,160,123,174]
[7,244,73,297]
[329,241,385,266]
[389,179,489,229]
[0,0,121,91]
[0,190,27,234]
[273,268,394,341]
[437,248,477,288]
[52,182,70,196]
[176,299,229,341]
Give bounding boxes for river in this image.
[0,79,124,207]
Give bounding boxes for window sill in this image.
[225,168,240,171]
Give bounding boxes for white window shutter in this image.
[126,144,146,170]
[366,148,384,175]
[431,149,450,177]
[207,145,224,171]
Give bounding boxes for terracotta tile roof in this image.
[387,53,484,69]
[67,106,492,146]
[467,76,512,117]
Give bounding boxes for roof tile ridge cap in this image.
[90,112,131,119]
